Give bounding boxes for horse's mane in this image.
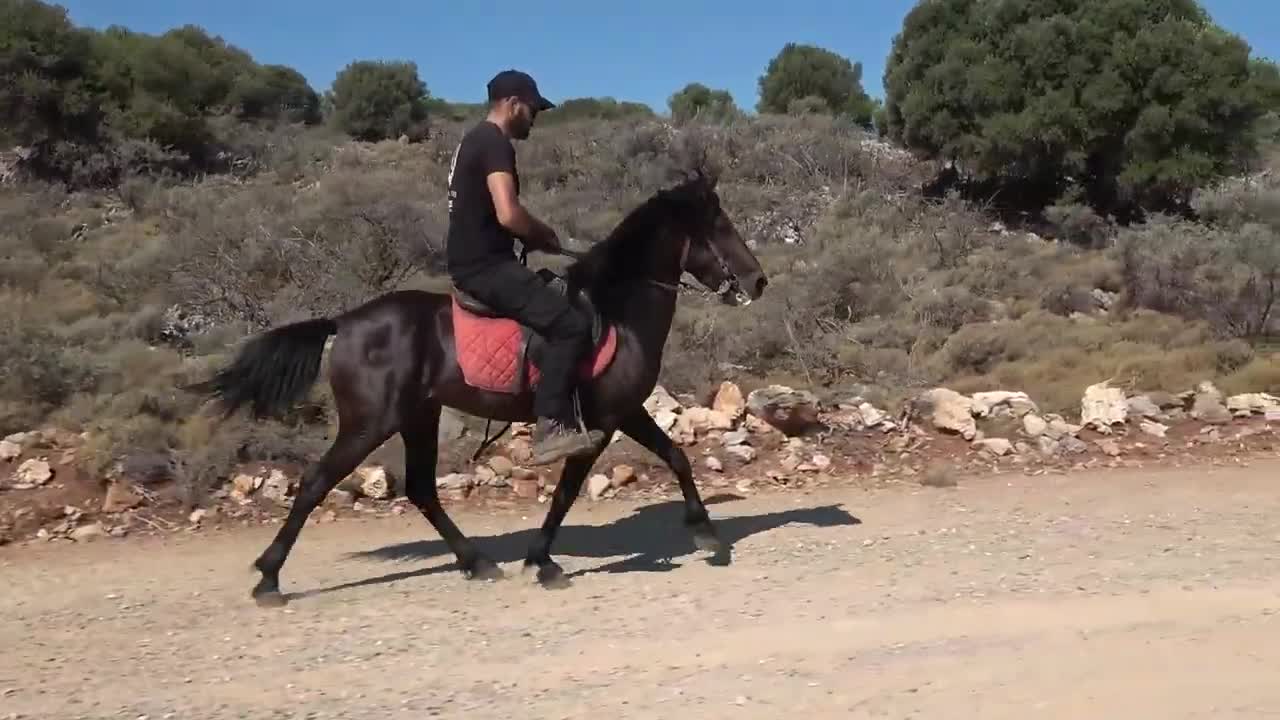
[564,175,706,305]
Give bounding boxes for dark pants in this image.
[453,260,592,421]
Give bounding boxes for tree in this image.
[0,0,105,149]
[668,82,739,124]
[329,60,430,142]
[756,43,876,127]
[231,65,322,124]
[537,97,655,126]
[882,0,1280,216]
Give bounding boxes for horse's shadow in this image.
[293,495,861,600]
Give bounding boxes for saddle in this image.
[451,268,607,349]
[450,268,616,396]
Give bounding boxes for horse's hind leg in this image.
[251,425,390,606]
[401,401,503,581]
[618,410,729,564]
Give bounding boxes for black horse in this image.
[191,170,769,606]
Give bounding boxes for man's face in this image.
[508,98,535,140]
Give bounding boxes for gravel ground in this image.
[3,459,1280,719]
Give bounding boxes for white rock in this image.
[1022,414,1048,437]
[918,388,976,440]
[0,440,20,462]
[726,445,757,463]
[260,469,293,505]
[10,459,53,489]
[683,406,734,434]
[746,385,822,436]
[857,402,889,428]
[653,410,679,433]
[1139,421,1169,439]
[644,385,683,415]
[810,454,831,470]
[588,474,612,500]
[1081,381,1127,433]
[974,437,1014,456]
[1191,383,1232,424]
[970,391,1038,418]
[1226,392,1280,417]
[711,381,746,420]
[436,473,474,490]
[351,465,394,500]
[1126,395,1163,419]
[704,456,724,472]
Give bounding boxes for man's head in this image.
[487,69,555,140]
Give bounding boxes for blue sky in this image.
[59,0,1280,114]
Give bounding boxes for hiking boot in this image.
[529,417,603,466]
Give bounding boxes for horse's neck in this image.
[613,281,678,348]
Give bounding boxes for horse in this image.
[189,169,768,606]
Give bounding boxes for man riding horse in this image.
[445,69,601,466]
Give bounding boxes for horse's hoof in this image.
[463,556,505,582]
[524,560,571,590]
[693,531,724,555]
[253,590,288,608]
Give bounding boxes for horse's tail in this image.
[187,317,338,419]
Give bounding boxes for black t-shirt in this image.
[445,121,521,279]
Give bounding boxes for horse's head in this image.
[660,169,768,305]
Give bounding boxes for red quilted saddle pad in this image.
[451,297,618,394]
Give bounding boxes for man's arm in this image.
[487,171,560,253]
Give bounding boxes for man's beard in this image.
[511,115,532,140]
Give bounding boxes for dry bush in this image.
[2,113,1276,498]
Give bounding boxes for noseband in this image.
[650,233,742,297]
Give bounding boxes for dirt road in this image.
[3,459,1279,719]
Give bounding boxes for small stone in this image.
[1022,414,1048,438]
[857,403,889,428]
[974,437,1014,456]
[188,508,208,525]
[259,469,293,505]
[1139,421,1168,439]
[511,477,539,499]
[10,458,53,489]
[70,522,106,542]
[1095,438,1122,457]
[711,381,746,420]
[726,444,757,463]
[0,440,19,462]
[588,474,612,500]
[487,456,515,478]
[351,465,394,500]
[326,489,356,508]
[474,464,498,485]
[506,438,534,464]
[436,473,473,490]
[644,385,683,415]
[611,464,636,487]
[1126,395,1163,419]
[1037,436,1061,456]
[722,429,750,447]
[653,410,679,433]
[810,453,831,470]
[704,456,724,472]
[102,481,144,513]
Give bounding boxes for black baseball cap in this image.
[487,69,556,111]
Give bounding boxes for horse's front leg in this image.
[522,438,608,589]
[618,410,729,564]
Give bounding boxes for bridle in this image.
[560,230,741,298]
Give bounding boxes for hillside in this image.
[3,112,1278,483]
[2,0,1280,543]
